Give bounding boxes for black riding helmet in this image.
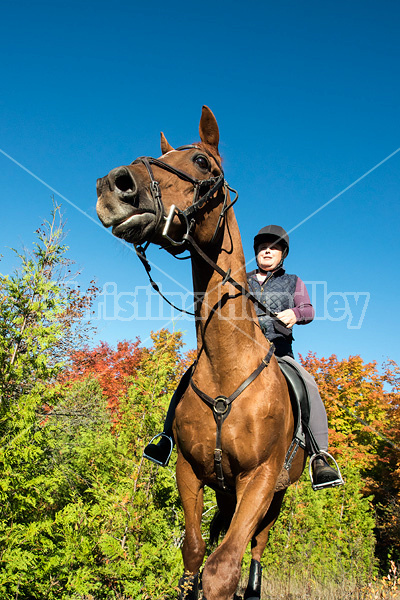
[253,225,290,259]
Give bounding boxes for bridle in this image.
[132,145,289,333]
[131,144,233,250]
[132,144,239,315]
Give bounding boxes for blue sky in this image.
[1,0,399,367]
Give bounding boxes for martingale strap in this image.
[190,344,275,491]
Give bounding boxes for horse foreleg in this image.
[176,454,206,598]
[202,462,281,600]
[243,489,287,600]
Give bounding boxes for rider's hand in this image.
[276,309,297,328]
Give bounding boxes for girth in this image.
[190,344,275,491]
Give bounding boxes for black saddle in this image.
[277,358,310,451]
[277,358,343,489]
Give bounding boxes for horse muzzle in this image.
[96,166,158,243]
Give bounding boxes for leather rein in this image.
[133,145,287,490]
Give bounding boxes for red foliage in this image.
[58,339,142,414]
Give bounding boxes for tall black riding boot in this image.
[143,366,192,466]
[244,559,262,599]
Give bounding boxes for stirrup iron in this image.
[309,450,344,491]
[143,433,173,466]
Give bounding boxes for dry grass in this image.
[232,561,400,600]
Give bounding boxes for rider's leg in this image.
[279,356,342,489]
[295,363,329,451]
[143,365,193,466]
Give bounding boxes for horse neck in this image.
[191,210,267,385]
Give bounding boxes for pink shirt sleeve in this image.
[292,277,315,324]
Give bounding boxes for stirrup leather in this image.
[309,451,344,491]
[143,433,173,466]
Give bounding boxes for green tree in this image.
[0,207,189,598]
[41,330,188,599]
[299,353,400,567]
[0,203,97,598]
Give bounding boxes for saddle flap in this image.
[277,358,310,450]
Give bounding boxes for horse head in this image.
[96,106,226,251]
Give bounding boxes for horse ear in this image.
[199,106,220,153]
[160,132,174,154]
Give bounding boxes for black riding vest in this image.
[247,268,298,358]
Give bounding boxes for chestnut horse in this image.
[96,107,305,600]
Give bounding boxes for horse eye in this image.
[194,155,210,170]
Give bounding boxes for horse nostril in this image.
[115,173,134,193]
[109,167,136,194]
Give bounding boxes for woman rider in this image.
[144,225,342,490]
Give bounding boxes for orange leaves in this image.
[58,339,142,415]
[299,352,400,563]
[299,352,398,467]
[56,329,191,425]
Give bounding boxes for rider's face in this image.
[256,242,283,272]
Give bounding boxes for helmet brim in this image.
[253,233,289,256]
